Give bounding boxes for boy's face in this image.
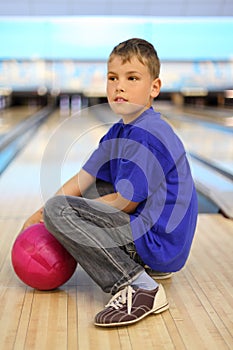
[107,55,161,122]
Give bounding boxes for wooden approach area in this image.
[0,110,233,350]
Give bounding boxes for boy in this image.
[23,38,198,327]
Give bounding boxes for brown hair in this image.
[108,38,160,79]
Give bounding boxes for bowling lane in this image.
[0,107,107,219]
[156,102,233,217]
[156,102,233,177]
[0,105,53,175]
[0,105,40,138]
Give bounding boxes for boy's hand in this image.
[21,208,44,232]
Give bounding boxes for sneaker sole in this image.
[147,272,173,280]
[94,302,169,327]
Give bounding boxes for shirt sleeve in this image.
[82,131,111,180]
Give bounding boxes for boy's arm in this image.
[55,169,95,197]
[22,167,138,230]
[94,192,139,214]
[56,170,139,214]
[22,169,95,230]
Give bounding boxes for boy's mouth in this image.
[114,97,128,103]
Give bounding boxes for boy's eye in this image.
[128,76,138,81]
[108,76,117,81]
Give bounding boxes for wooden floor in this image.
[0,109,233,350]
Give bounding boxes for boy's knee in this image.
[43,195,67,223]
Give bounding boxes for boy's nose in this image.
[116,85,125,92]
[115,79,125,92]
[117,87,125,92]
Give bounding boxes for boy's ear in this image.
[150,78,161,98]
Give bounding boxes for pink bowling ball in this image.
[11,223,77,290]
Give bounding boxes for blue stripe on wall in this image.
[0,16,232,60]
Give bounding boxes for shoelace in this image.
[105,285,136,315]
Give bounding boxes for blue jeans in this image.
[43,181,144,294]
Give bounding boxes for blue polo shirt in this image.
[83,107,198,272]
